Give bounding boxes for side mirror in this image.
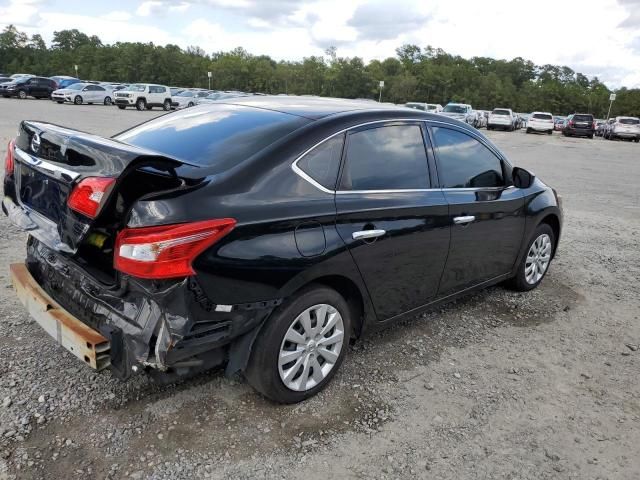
[512,167,535,189]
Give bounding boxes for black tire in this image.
[187,102,195,108]
[526,128,531,134]
[634,139,639,143]
[117,105,126,110]
[146,104,153,110]
[56,101,64,104]
[74,95,82,105]
[163,99,171,111]
[245,285,351,403]
[588,134,594,139]
[104,96,112,106]
[507,223,555,292]
[18,90,27,99]
[136,98,146,111]
[547,130,553,135]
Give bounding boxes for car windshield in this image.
[443,105,466,113]
[619,118,639,125]
[128,84,146,92]
[115,104,311,170]
[177,91,195,97]
[573,114,593,122]
[533,114,553,120]
[492,109,510,115]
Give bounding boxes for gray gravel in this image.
[0,98,639,479]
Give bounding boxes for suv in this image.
[526,112,554,135]
[0,76,56,99]
[605,116,640,142]
[487,108,515,131]
[4,97,562,403]
[439,103,476,126]
[114,84,172,111]
[563,113,595,138]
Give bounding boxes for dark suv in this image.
[562,113,595,138]
[0,76,57,99]
[3,97,562,403]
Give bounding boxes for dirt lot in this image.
[0,98,639,480]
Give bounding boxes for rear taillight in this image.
[114,219,236,279]
[67,177,116,218]
[569,120,574,127]
[4,139,15,176]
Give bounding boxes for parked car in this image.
[526,112,554,135]
[196,91,251,104]
[554,118,565,131]
[0,76,56,99]
[474,110,488,129]
[3,97,562,403]
[405,102,444,113]
[604,116,640,142]
[114,84,172,110]
[487,108,516,131]
[0,77,11,85]
[50,76,81,89]
[439,103,476,126]
[594,119,607,137]
[170,87,185,97]
[171,89,212,109]
[51,82,114,105]
[562,113,595,138]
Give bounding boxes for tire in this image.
[136,98,146,111]
[117,105,126,110]
[74,95,83,105]
[588,134,593,139]
[104,96,112,106]
[18,90,27,99]
[245,285,351,403]
[526,128,531,134]
[507,223,555,292]
[187,102,195,108]
[163,99,171,111]
[634,139,639,143]
[547,130,552,135]
[146,105,153,110]
[56,101,64,104]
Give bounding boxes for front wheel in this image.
[136,98,146,111]
[18,90,27,99]
[245,285,351,403]
[117,105,126,110]
[507,223,555,292]
[56,101,64,104]
[74,95,83,105]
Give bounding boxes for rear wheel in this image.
[74,95,83,105]
[117,105,126,110]
[526,128,531,134]
[18,90,27,99]
[56,101,64,104]
[104,96,112,106]
[507,223,555,292]
[547,130,552,135]
[245,285,351,403]
[163,99,171,111]
[136,98,146,111]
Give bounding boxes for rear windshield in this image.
[115,104,310,169]
[532,113,553,120]
[573,114,593,122]
[443,105,466,113]
[405,103,426,110]
[619,118,639,125]
[492,109,511,115]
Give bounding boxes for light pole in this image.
[207,71,212,90]
[74,64,78,78]
[605,93,616,120]
[378,80,384,102]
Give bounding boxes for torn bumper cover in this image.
[16,238,277,380]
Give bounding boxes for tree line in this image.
[1,25,639,117]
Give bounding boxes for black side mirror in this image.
[512,167,535,189]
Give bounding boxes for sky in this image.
[1,0,639,88]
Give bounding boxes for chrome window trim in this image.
[14,147,80,182]
[290,117,512,194]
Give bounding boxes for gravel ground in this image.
[0,98,639,480]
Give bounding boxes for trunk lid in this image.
[5,120,195,254]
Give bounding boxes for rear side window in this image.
[116,104,310,169]
[432,127,504,189]
[620,118,639,125]
[296,134,344,190]
[532,113,553,120]
[340,124,429,191]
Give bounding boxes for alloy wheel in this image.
[278,303,345,392]
[525,233,552,285]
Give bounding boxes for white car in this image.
[439,103,476,125]
[526,112,554,135]
[114,84,172,111]
[605,116,640,142]
[487,108,515,131]
[171,90,212,109]
[405,102,443,113]
[51,82,114,105]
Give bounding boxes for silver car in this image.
[51,82,114,105]
[171,89,212,109]
[439,103,477,126]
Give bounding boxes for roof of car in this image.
[217,95,410,120]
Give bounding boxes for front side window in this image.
[296,134,344,190]
[431,126,504,189]
[340,124,429,191]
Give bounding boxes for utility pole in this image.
[207,71,212,90]
[378,80,384,102]
[74,64,78,78]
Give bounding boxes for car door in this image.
[335,121,450,321]
[94,85,106,102]
[428,124,525,295]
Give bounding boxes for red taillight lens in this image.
[4,139,15,176]
[67,177,116,218]
[114,219,236,279]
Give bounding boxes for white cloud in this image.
[0,0,44,27]
[103,11,132,22]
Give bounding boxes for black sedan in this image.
[3,97,562,403]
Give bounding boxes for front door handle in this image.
[352,229,386,240]
[453,215,475,225]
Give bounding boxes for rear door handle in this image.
[453,215,475,225]
[352,229,386,240]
